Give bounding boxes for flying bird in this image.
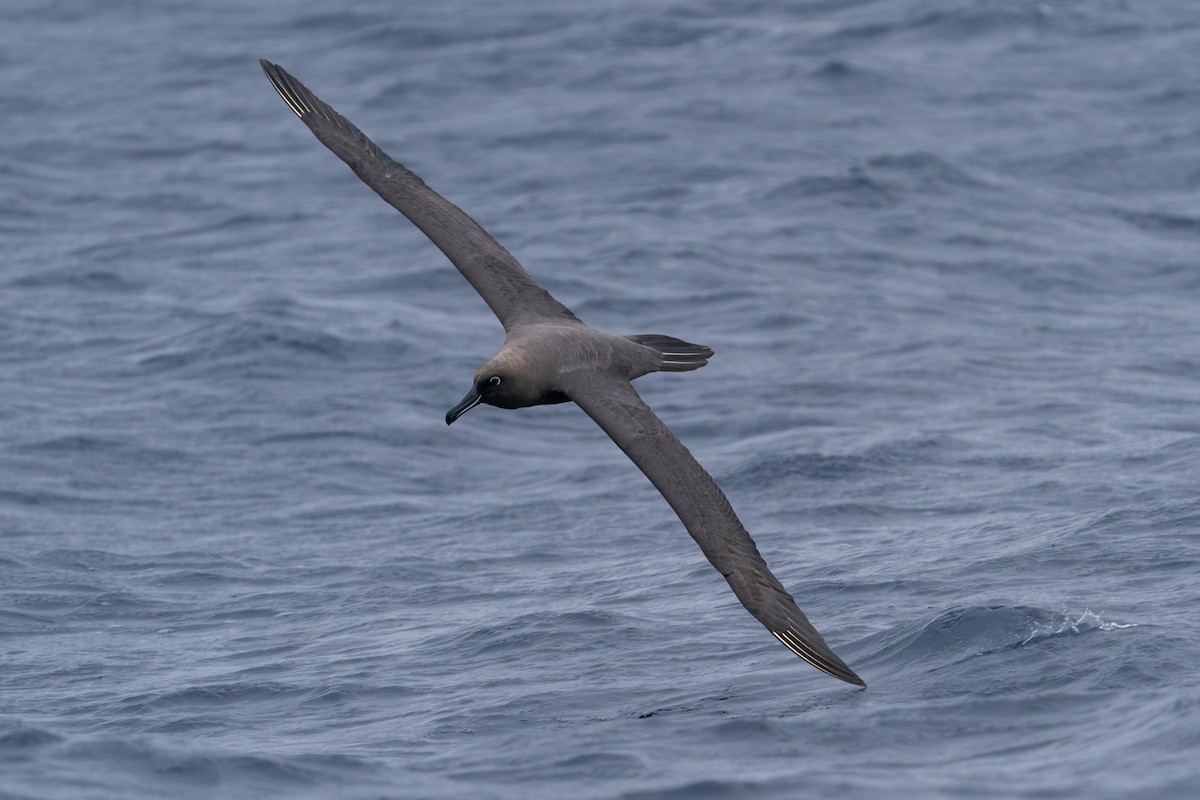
[260,59,865,687]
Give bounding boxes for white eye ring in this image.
[490,376,502,386]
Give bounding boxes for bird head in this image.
[445,355,543,424]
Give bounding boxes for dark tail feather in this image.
[628,334,714,372]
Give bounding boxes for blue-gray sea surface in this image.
[3,1,1200,798]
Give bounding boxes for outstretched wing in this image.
[561,371,865,686]
[260,60,578,332]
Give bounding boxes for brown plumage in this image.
[260,59,865,687]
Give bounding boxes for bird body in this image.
[260,59,866,687]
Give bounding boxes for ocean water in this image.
[3,0,1200,797]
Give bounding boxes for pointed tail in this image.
[628,334,714,372]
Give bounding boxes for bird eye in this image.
[490,376,502,386]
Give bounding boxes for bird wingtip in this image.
[772,629,867,688]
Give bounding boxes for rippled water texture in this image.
[4,1,1200,798]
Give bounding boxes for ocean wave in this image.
[129,315,352,376]
[863,604,1136,674]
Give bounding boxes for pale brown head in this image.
[445,354,562,423]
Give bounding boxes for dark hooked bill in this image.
[445,386,482,425]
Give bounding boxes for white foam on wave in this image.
[1022,608,1136,645]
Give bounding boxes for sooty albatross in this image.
[260,60,865,687]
